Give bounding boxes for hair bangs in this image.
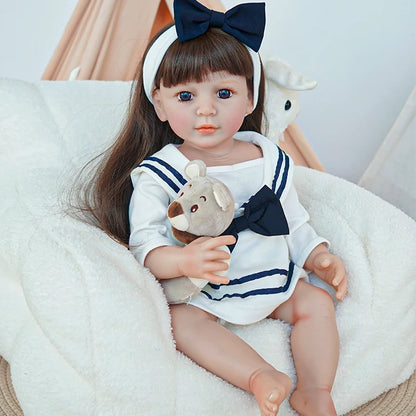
[155,28,254,91]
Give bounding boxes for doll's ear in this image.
[245,91,254,116]
[152,89,168,122]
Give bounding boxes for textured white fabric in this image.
[1,79,416,416]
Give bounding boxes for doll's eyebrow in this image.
[216,77,242,85]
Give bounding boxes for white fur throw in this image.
[0,79,415,416]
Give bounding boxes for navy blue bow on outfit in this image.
[174,0,266,52]
[223,185,289,252]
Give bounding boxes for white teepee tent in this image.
[359,85,416,219]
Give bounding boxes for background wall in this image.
[1,0,415,183]
[0,1,78,81]
[257,0,416,183]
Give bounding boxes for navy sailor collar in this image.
[133,131,293,201]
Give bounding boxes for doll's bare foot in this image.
[249,368,292,416]
[290,387,337,416]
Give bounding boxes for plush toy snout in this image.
[167,201,189,231]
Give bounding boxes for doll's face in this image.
[152,71,253,157]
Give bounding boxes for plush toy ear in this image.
[184,160,206,180]
[212,182,234,211]
[264,58,317,91]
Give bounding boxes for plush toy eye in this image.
[200,196,206,201]
[191,204,198,213]
[285,100,292,111]
[179,192,184,197]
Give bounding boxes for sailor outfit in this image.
[129,131,328,325]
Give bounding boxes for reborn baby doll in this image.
[89,0,348,414]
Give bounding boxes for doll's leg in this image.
[270,280,339,416]
[170,303,292,416]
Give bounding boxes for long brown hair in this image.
[77,25,266,245]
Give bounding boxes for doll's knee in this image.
[307,286,335,320]
[293,284,335,323]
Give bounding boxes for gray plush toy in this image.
[160,160,235,304]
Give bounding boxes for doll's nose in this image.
[196,100,216,116]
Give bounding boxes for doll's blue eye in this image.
[285,100,292,111]
[178,91,193,101]
[217,89,232,99]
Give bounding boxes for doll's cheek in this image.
[226,114,247,133]
[167,113,190,136]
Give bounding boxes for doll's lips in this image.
[196,125,218,135]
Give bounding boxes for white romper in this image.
[129,131,327,325]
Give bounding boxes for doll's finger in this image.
[207,235,236,248]
[203,272,230,285]
[203,260,230,273]
[320,257,331,268]
[313,254,330,270]
[332,264,347,285]
[211,261,229,272]
[332,270,344,286]
[205,249,231,261]
[335,278,347,300]
[336,288,347,301]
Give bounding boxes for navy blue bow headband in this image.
[143,0,265,106]
[174,0,266,52]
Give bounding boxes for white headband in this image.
[142,25,261,110]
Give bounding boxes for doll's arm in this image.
[282,182,347,300]
[283,184,329,267]
[144,235,235,284]
[304,243,347,301]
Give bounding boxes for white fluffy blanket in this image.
[0,79,415,416]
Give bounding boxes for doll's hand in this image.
[179,235,235,285]
[305,244,347,301]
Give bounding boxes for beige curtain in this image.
[41,0,229,81]
[42,0,173,81]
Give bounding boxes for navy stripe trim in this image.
[272,147,284,193]
[208,267,288,290]
[140,164,180,193]
[202,262,295,301]
[145,156,187,186]
[275,153,290,199]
